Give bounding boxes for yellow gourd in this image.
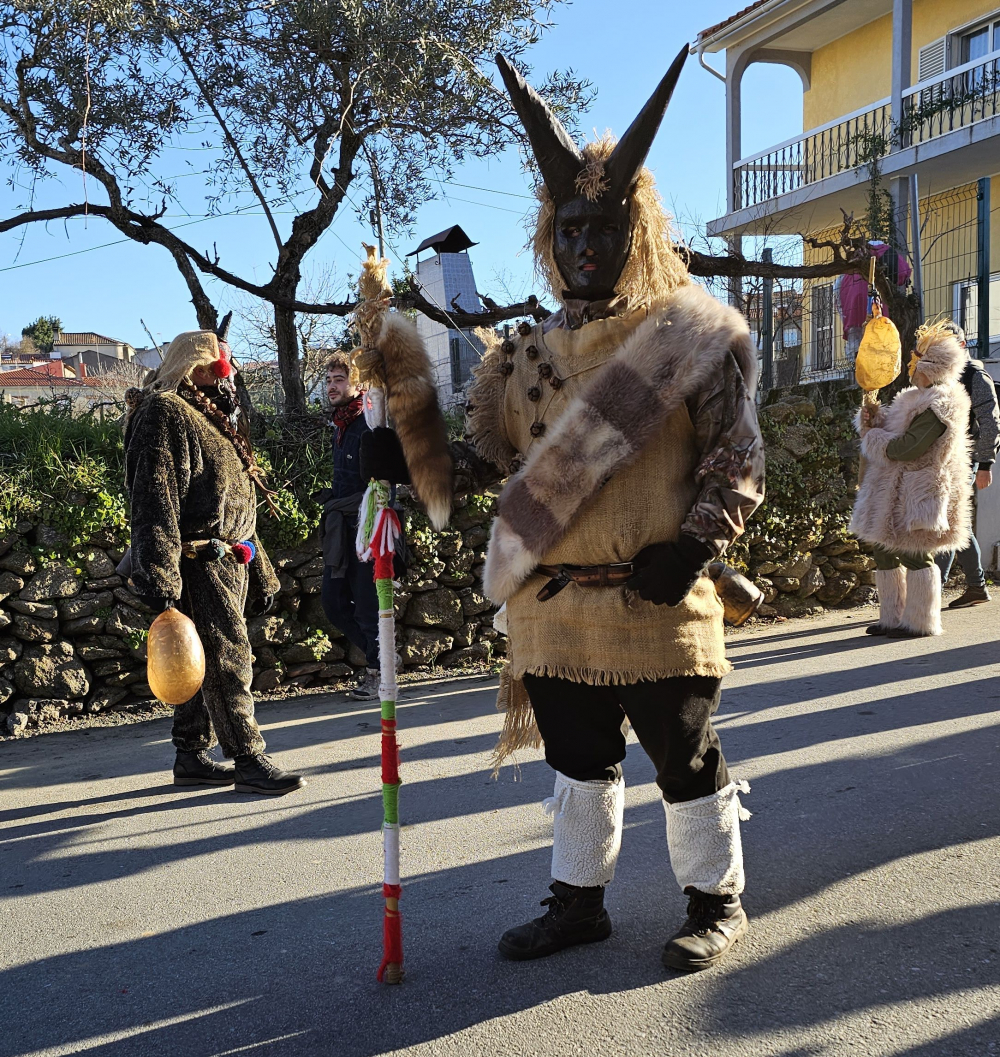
[855,301,901,394]
[147,607,206,705]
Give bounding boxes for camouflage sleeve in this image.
[680,349,766,556]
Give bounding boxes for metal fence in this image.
[733,102,892,212]
[901,53,1000,146]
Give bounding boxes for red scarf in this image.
[332,394,364,446]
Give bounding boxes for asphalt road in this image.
[2,606,999,1057]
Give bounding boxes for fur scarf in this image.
[483,284,757,602]
[850,383,972,555]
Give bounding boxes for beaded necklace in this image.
[179,380,279,517]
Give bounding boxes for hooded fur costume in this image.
[851,326,973,556]
[125,330,280,758]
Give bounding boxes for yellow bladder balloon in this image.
[855,306,901,395]
[147,608,205,705]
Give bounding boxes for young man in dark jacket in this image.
[935,323,1000,607]
[319,352,381,699]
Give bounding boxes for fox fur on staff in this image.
[353,246,453,530]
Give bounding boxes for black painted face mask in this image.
[495,45,688,303]
[199,375,239,418]
[553,196,632,301]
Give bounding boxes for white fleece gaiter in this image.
[544,771,625,887]
[664,779,751,895]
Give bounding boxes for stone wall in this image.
[0,492,502,735]
[0,380,924,735]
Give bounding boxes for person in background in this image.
[852,322,973,638]
[934,321,1000,608]
[318,352,381,700]
[125,330,303,795]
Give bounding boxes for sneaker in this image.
[948,586,990,608]
[497,881,612,961]
[662,887,748,972]
[173,749,236,787]
[233,753,305,796]
[352,668,381,701]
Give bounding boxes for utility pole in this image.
[761,247,774,394]
[977,176,991,358]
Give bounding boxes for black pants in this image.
[321,553,380,668]
[522,674,729,804]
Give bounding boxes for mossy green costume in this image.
[124,331,280,761]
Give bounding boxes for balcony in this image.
[712,49,1000,237]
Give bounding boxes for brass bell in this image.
[549,375,562,390]
[526,345,539,360]
[500,340,516,355]
[527,386,541,402]
[538,362,553,379]
[530,422,546,437]
[498,361,514,376]
[517,321,533,336]
[147,607,206,706]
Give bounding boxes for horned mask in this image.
[496,45,690,304]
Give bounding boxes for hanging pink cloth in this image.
[838,243,912,336]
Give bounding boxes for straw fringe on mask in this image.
[143,330,220,392]
[532,134,690,307]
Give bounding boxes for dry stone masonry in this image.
[2,381,928,736]
[0,491,504,735]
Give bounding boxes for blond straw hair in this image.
[143,330,219,392]
[531,133,690,306]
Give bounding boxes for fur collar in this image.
[483,283,756,602]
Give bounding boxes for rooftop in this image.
[0,362,87,386]
[54,332,128,346]
[697,0,770,43]
[408,225,477,257]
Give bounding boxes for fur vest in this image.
[850,383,972,555]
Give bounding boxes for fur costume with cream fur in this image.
[851,329,972,556]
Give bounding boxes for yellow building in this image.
[696,0,1000,377]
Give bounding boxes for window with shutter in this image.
[918,37,947,82]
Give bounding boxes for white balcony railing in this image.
[732,49,1000,212]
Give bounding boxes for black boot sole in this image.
[234,779,306,796]
[497,918,613,961]
[661,913,749,972]
[173,776,236,787]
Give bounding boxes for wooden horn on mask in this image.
[603,44,689,204]
[495,53,585,204]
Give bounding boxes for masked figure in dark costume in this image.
[124,330,304,796]
[460,47,765,970]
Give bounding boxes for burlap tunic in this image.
[485,310,732,685]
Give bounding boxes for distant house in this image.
[53,331,136,374]
[0,359,94,409]
[408,225,486,402]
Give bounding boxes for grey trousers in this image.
[170,557,265,758]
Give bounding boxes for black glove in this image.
[625,535,716,607]
[136,595,171,613]
[360,427,411,485]
[247,593,274,617]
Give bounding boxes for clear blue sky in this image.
[0,0,805,349]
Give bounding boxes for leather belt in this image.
[535,562,635,601]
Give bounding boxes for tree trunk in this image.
[273,300,307,416]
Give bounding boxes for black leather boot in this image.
[661,887,748,971]
[497,881,612,961]
[173,749,236,787]
[233,754,305,796]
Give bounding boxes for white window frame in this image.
[811,283,835,371]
